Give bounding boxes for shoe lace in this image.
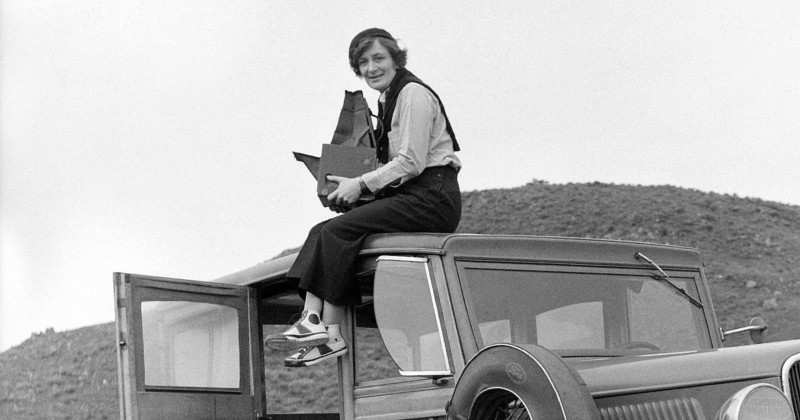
[286,310,307,328]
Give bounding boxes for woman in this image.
[266,28,462,367]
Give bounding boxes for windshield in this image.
[459,262,711,356]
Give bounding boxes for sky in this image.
[1,1,799,352]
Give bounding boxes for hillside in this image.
[2,181,799,418]
[0,323,118,419]
[458,181,800,342]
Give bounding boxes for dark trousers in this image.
[287,166,461,306]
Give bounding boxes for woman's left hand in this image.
[327,175,362,205]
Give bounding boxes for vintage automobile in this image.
[113,234,800,419]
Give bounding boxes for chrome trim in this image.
[722,324,766,337]
[781,352,800,413]
[423,260,453,376]
[399,370,451,378]
[361,247,446,256]
[601,397,704,420]
[375,255,429,263]
[716,383,793,420]
[722,317,767,344]
[590,374,777,398]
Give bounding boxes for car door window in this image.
[141,301,240,388]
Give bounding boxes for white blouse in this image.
[361,83,461,192]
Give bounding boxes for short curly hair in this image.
[349,37,408,77]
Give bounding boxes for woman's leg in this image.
[265,292,328,352]
[284,299,347,368]
[295,189,457,307]
[321,301,344,325]
[279,167,461,366]
[300,292,343,329]
[303,291,323,313]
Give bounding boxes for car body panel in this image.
[115,233,800,419]
[572,340,800,397]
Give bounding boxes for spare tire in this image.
[445,343,599,420]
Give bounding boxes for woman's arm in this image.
[327,84,439,207]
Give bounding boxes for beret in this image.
[349,28,394,61]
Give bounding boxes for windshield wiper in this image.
[634,252,703,308]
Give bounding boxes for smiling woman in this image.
[264,28,463,369]
[349,28,403,92]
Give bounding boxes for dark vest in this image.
[376,68,460,164]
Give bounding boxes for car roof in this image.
[210,233,453,287]
[211,233,702,287]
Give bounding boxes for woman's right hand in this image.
[329,204,349,214]
[326,175,362,205]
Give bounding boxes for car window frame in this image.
[454,260,713,355]
[350,254,459,420]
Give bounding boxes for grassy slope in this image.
[2,182,799,418]
[457,181,800,342]
[0,323,118,419]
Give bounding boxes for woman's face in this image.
[358,40,398,93]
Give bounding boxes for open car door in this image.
[114,273,264,419]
